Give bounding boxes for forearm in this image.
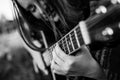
[85,59,107,80]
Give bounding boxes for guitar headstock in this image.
[91,0,120,15]
[86,4,120,47]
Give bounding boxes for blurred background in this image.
[0,0,42,80]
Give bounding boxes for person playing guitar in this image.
[11,0,120,80]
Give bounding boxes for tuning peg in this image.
[111,0,120,4]
[95,5,107,14]
[111,0,118,4]
[117,0,120,3]
[102,27,114,36]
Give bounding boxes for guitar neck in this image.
[43,4,120,66]
[42,22,91,66]
[54,22,91,55]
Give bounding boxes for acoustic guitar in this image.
[13,2,120,80]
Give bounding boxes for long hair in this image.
[47,0,90,27]
[12,0,90,45]
[12,0,56,50]
[13,0,90,30]
[12,0,52,31]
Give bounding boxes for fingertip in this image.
[55,43,60,51]
[56,43,59,46]
[50,60,54,68]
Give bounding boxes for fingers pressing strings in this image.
[52,48,64,65]
[55,43,69,60]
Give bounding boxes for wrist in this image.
[85,59,107,80]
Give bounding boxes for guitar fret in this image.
[66,34,74,53]
[70,31,75,51]
[58,40,65,52]
[63,37,69,54]
[74,27,81,48]
[70,30,79,49]
[76,26,84,46]
[49,23,86,55]
[61,38,65,52]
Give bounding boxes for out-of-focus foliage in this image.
[0,17,43,80]
[0,15,17,34]
[0,49,40,80]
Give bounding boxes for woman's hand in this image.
[51,44,106,79]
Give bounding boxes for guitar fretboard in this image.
[57,25,84,54]
[50,21,91,54]
[43,22,91,65]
